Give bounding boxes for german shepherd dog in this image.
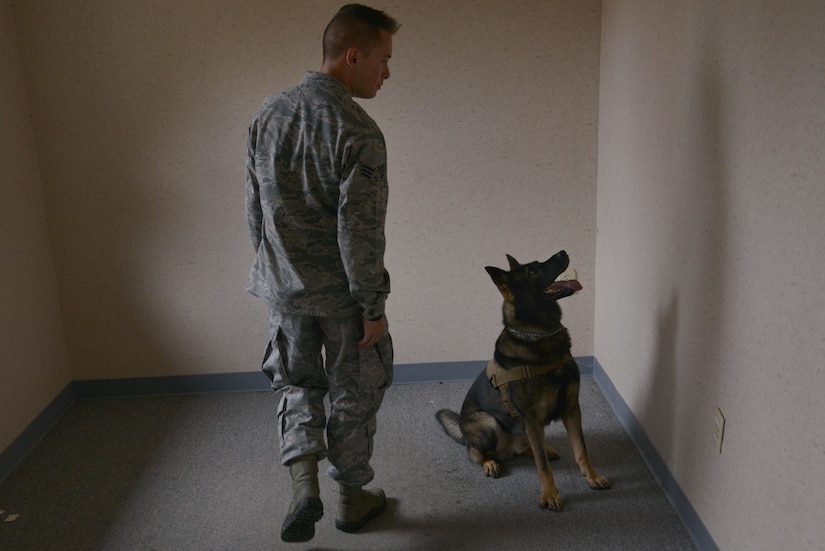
[436,251,609,511]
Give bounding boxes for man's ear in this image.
[344,46,359,69]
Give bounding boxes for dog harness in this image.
[485,353,573,417]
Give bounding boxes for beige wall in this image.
[596,1,825,549]
[0,1,71,451]
[9,0,601,381]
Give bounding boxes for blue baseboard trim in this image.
[70,356,591,399]
[592,358,719,551]
[9,357,597,407]
[72,371,274,399]
[0,383,75,483]
[69,362,488,400]
[394,360,486,384]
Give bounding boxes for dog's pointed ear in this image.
[485,266,513,300]
[506,254,520,270]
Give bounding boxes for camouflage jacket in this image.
[246,72,390,319]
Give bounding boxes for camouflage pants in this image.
[262,311,393,487]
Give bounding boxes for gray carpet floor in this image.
[0,377,695,550]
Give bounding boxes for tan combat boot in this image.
[280,455,323,543]
[335,483,386,533]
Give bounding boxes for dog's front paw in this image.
[482,459,501,478]
[540,491,564,511]
[585,473,611,490]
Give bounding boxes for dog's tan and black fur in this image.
[436,250,609,511]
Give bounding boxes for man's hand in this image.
[358,316,386,348]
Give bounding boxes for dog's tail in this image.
[435,409,465,445]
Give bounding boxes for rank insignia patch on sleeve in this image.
[360,164,387,184]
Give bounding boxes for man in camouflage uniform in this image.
[245,4,400,544]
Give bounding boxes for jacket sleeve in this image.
[337,135,390,320]
[245,119,264,252]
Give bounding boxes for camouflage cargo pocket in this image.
[358,331,393,397]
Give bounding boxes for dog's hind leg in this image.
[524,420,563,511]
[467,446,501,478]
[561,402,610,490]
[462,412,507,478]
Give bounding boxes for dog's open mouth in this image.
[544,269,582,299]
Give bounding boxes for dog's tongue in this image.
[549,279,583,293]
[548,268,582,294]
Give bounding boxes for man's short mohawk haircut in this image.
[323,4,400,61]
[335,4,400,33]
